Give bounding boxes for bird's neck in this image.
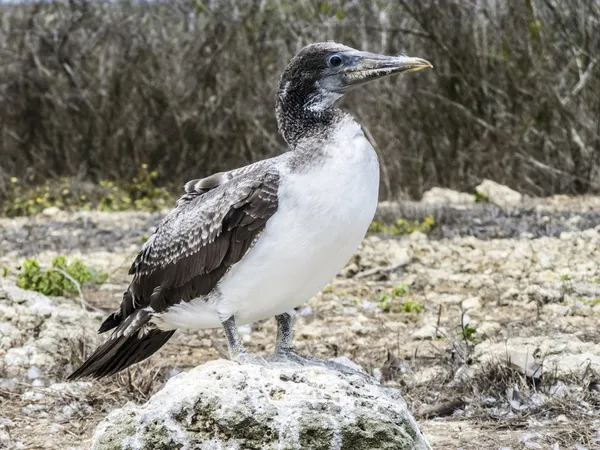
[276,97,343,149]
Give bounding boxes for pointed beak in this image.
[340,52,433,89]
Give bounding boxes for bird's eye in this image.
[328,54,344,68]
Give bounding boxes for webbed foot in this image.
[268,348,373,381]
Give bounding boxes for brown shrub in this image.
[0,0,598,203]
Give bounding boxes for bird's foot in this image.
[268,349,373,381]
[232,351,270,367]
[267,348,320,365]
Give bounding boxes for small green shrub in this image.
[392,284,409,297]
[402,300,424,313]
[2,164,174,217]
[378,293,393,312]
[126,164,173,212]
[17,256,108,297]
[460,323,479,344]
[378,285,423,314]
[369,216,435,235]
[584,298,600,307]
[322,284,333,294]
[474,192,489,203]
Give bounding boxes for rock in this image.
[41,206,61,217]
[91,360,431,450]
[0,280,102,378]
[500,287,520,303]
[525,285,562,304]
[352,237,412,277]
[0,321,20,348]
[409,231,427,242]
[499,351,542,378]
[412,324,445,340]
[26,366,42,380]
[473,335,600,378]
[421,187,475,206]
[475,179,523,211]
[572,281,600,298]
[461,296,482,311]
[477,321,501,337]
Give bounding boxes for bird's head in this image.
[277,42,432,114]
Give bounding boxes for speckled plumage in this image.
[69,42,432,379]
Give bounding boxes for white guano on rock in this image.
[91,359,432,450]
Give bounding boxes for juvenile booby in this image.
[69,42,432,379]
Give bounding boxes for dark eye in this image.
[328,54,343,68]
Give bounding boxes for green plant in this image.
[126,164,173,212]
[2,165,175,217]
[94,164,174,213]
[17,256,108,297]
[378,286,423,314]
[378,293,392,312]
[560,274,572,281]
[1,267,8,277]
[392,284,409,297]
[474,191,489,203]
[402,300,424,313]
[460,323,479,344]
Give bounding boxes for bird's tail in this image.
[68,309,175,380]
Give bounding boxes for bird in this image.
[68,42,432,380]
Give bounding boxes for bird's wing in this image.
[99,162,280,332]
[177,162,262,205]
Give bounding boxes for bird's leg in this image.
[271,313,329,365]
[221,316,268,366]
[269,313,372,380]
[221,315,245,359]
[269,312,313,363]
[274,312,294,354]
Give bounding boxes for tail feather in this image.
[68,310,175,380]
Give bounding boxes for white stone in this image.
[475,179,523,211]
[474,335,600,378]
[461,296,482,311]
[26,366,42,380]
[41,206,61,217]
[0,321,21,349]
[91,360,431,450]
[412,324,445,340]
[421,187,475,205]
[0,280,101,379]
[525,285,562,304]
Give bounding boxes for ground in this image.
[1,195,599,449]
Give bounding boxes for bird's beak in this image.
[340,52,433,90]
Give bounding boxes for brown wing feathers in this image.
[129,171,279,314]
[68,168,279,379]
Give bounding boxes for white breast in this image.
[158,118,379,330]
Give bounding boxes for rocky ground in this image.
[1,189,600,449]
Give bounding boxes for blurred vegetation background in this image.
[0,0,598,211]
